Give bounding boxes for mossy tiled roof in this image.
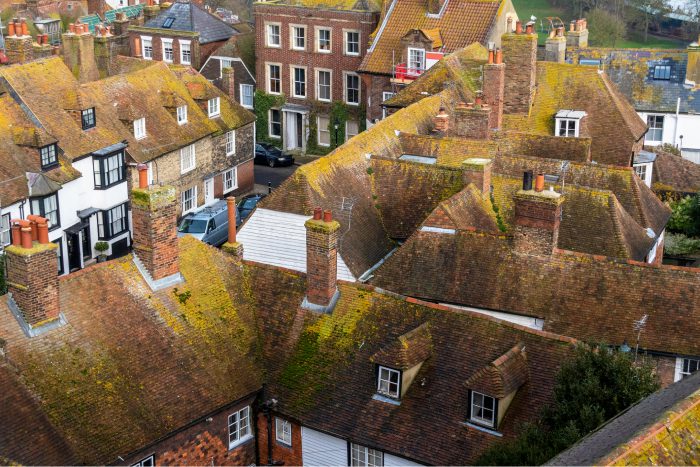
[652,149,700,194]
[253,0,382,12]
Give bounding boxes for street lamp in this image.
[333,119,340,148]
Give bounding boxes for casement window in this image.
[344,72,360,105]
[557,119,577,137]
[1,213,10,247]
[316,69,331,101]
[240,84,254,108]
[40,143,58,168]
[275,417,292,446]
[180,144,196,173]
[408,47,426,72]
[653,65,671,80]
[634,164,647,181]
[646,115,664,142]
[81,107,96,130]
[681,358,700,379]
[228,406,252,449]
[131,454,155,467]
[470,391,496,428]
[208,97,221,118]
[225,130,236,156]
[292,67,306,98]
[377,366,400,399]
[317,115,330,147]
[223,167,237,193]
[134,117,147,140]
[177,105,188,125]
[346,120,359,141]
[162,38,174,63]
[316,27,331,52]
[141,36,153,59]
[381,92,395,119]
[266,23,281,47]
[98,202,128,239]
[269,109,281,138]
[93,150,126,189]
[181,185,197,214]
[53,238,64,275]
[31,193,59,230]
[147,161,154,186]
[291,25,306,50]
[350,443,384,467]
[180,40,191,65]
[345,30,360,55]
[268,64,281,94]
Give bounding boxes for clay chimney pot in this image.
[20,226,33,249]
[21,19,28,36]
[526,23,533,34]
[495,48,503,64]
[535,173,545,192]
[226,196,237,244]
[69,23,75,33]
[570,20,575,32]
[313,207,322,220]
[137,163,149,189]
[488,49,494,64]
[10,221,22,246]
[323,210,332,223]
[515,20,522,34]
[8,21,15,37]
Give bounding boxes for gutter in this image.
[358,246,397,282]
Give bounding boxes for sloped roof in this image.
[144,0,237,44]
[253,0,381,13]
[359,0,503,75]
[423,183,500,233]
[652,149,700,194]
[549,371,700,466]
[464,342,528,398]
[371,322,433,369]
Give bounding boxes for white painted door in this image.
[285,111,297,151]
[204,178,215,205]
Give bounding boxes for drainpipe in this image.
[673,97,681,147]
[260,398,283,466]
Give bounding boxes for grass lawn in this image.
[615,31,686,49]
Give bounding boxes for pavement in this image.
[252,162,298,194]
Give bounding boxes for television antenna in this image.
[633,314,648,362]
[336,196,355,252]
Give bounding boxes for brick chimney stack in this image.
[143,0,161,22]
[433,106,449,134]
[221,66,236,100]
[222,196,244,258]
[513,173,564,255]
[545,26,567,63]
[303,207,341,313]
[685,36,699,88]
[452,96,491,139]
[131,164,183,290]
[502,21,538,114]
[566,19,589,49]
[5,217,62,336]
[62,22,99,83]
[462,158,492,197]
[483,47,505,130]
[5,18,34,64]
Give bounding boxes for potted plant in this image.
[94,241,109,263]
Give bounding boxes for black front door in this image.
[67,232,81,272]
[81,225,91,261]
[296,113,303,149]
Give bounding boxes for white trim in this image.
[343,29,360,56]
[268,108,282,139]
[343,71,360,106]
[315,68,332,102]
[275,417,292,446]
[225,130,236,156]
[180,143,196,174]
[240,84,254,109]
[222,166,237,194]
[289,24,306,51]
[317,115,330,147]
[161,38,174,63]
[176,105,188,125]
[265,22,282,48]
[179,39,191,65]
[203,55,256,83]
[470,391,496,428]
[181,185,198,215]
[134,117,146,140]
[140,35,153,60]
[290,65,307,99]
[377,366,400,398]
[315,26,332,53]
[208,97,221,118]
[407,47,426,71]
[227,406,252,450]
[266,62,282,95]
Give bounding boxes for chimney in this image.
[61,23,99,83]
[222,196,244,258]
[131,164,183,290]
[4,18,34,64]
[5,217,63,336]
[302,207,340,313]
[87,0,106,18]
[433,106,449,134]
[111,12,132,37]
[502,21,538,114]
[513,172,564,256]
[566,19,589,49]
[686,36,700,88]
[545,26,567,63]
[483,47,505,130]
[452,96,491,139]
[462,158,492,197]
[94,25,120,78]
[143,0,161,22]
[221,66,236,100]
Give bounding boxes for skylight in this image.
[163,16,176,28]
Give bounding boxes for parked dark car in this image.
[255,142,295,167]
[238,193,266,223]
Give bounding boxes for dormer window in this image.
[208,97,220,118]
[653,65,670,80]
[408,47,426,72]
[81,107,96,130]
[554,110,586,137]
[377,366,400,399]
[40,144,58,168]
[469,391,496,428]
[134,117,146,140]
[177,105,188,125]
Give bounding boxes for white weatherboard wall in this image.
[301,427,347,466]
[237,208,356,282]
[639,111,700,164]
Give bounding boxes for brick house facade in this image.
[253,1,379,152]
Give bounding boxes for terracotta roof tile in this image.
[652,149,700,194]
[465,342,528,398]
[371,322,433,369]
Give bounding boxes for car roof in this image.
[187,200,228,219]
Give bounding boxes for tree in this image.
[628,0,671,43]
[588,8,626,46]
[477,345,660,466]
[667,194,700,237]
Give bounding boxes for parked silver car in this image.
[177,200,240,247]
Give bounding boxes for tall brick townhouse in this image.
[253,0,380,152]
[358,0,517,124]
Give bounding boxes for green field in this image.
[510,0,686,49]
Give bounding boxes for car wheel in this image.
[268,159,275,168]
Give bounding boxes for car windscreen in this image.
[240,198,259,210]
[178,218,207,233]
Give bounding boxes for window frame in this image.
[81,107,96,130]
[227,406,252,450]
[315,26,332,53]
[240,84,254,109]
[469,390,497,428]
[556,118,579,137]
[208,97,221,118]
[162,38,174,63]
[266,22,281,48]
[223,167,237,194]
[269,108,282,139]
[681,358,700,379]
[344,29,360,56]
[141,35,153,60]
[291,66,307,99]
[30,193,60,231]
[317,115,330,147]
[180,39,191,65]
[225,130,236,156]
[131,454,155,467]
[316,68,332,102]
[40,143,58,169]
[267,63,282,95]
[181,185,198,215]
[180,143,196,174]
[275,417,292,446]
[381,92,395,119]
[98,202,129,240]
[93,149,126,190]
[177,105,188,125]
[407,47,426,72]
[633,164,647,182]
[134,117,147,140]
[53,237,64,275]
[376,366,401,399]
[350,443,384,467]
[290,24,306,51]
[344,72,360,106]
[345,120,359,141]
[653,64,671,80]
[646,114,664,142]
[1,213,11,247]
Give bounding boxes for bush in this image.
[664,233,700,256]
[667,194,700,237]
[94,241,109,253]
[0,253,6,296]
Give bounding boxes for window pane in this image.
[0,213,10,246]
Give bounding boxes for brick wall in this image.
[94,35,129,78]
[305,217,340,306]
[493,132,592,162]
[483,63,505,130]
[654,354,677,387]
[5,242,60,327]
[452,106,491,140]
[125,396,258,466]
[256,413,303,466]
[254,3,378,110]
[62,32,99,82]
[128,30,204,68]
[502,32,537,114]
[366,74,393,123]
[513,192,563,255]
